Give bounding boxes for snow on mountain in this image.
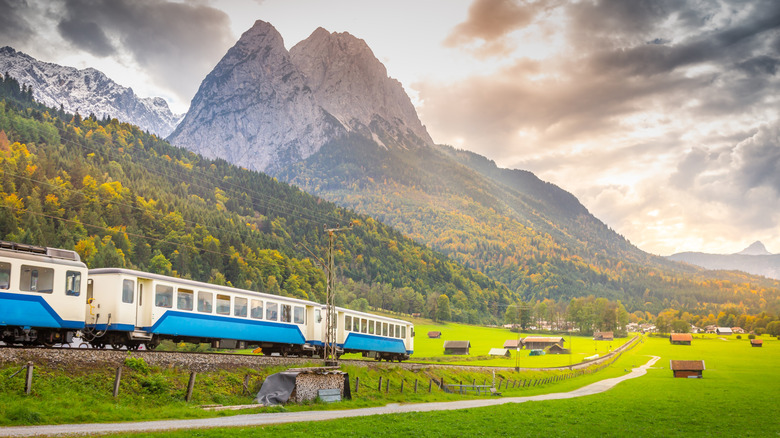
[0,46,182,137]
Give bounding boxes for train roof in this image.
[0,241,85,267]
[335,306,412,325]
[88,267,318,307]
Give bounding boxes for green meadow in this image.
[109,334,779,437]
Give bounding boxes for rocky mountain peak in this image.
[0,46,182,137]
[168,22,433,172]
[736,241,772,256]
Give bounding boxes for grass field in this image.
[106,334,780,437]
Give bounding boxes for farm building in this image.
[547,344,570,354]
[731,327,746,334]
[750,339,763,347]
[670,360,705,378]
[428,331,442,339]
[443,340,471,355]
[670,333,693,345]
[716,327,733,335]
[503,339,522,349]
[489,348,512,357]
[522,336,564,350]
[594,332,614,341]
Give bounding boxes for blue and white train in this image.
[0,241,414,361]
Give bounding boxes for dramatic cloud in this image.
[423,0,780,254]
[56,0,235,105]
[0,0,35,48]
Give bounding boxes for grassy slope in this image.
[107,335,779,437]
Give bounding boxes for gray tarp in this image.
[254,371,300,405]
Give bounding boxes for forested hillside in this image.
[276,134,780,316]
[0,73,514,322]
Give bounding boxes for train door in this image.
[135,278,153,329]
[307,305,323,343]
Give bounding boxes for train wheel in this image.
[111,343,124,350]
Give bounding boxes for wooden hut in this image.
[488,348,512,357]
[428,331,442,339]
[503,339,522,350]
[443,340,471,355]
[670,333,693,345]
[522,336,564,350]
[670,360,705,378]
[750,339,763,347]
[594,331,614,341]
[716,327,733,335]
[547,344,570,354]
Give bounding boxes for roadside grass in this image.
[100,335,780,437]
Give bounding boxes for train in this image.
[0,241,414,361]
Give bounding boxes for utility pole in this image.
[324,223,353,364]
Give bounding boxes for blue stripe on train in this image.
[342,332,407,354]
[147,310,306,344]
[0,292,83,329]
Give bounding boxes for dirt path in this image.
[0,355,660,437]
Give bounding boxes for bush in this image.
[736,335,742,339]
[748,334,756,340]
[138,374,169,394]
[124,355,151,374]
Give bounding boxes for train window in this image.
[235,297,248,317]
[198,291,213,313]
[266,302,278,321]
[155,285,173,308]
[0,262,11,289]
[354,317,360,332]
[177,289,193,311]
[345,315,352,331]
[20,265,54,293]
[216,294,231,315]
[316,309,322,323]
[65,271,81,296]
[390,325,396,338]
[122,280,134,304]
[281,304,291,323]
[294,306,305,324]
[369,320,375,335]
[383,322,388,337]
[402,326,406,339]
[361,318,368,334]
[250,300,263,319]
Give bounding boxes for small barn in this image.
[443,340,471,355]
[670,333,693,345]
[503,339,522,350]
[594,332,614,341]
[428,331,442,339]
[670,360,705,378]
[489,348,512,357]
[547,344,570,354]
[750,339,763,348]
[522,336,564,350]
[716,327,733,336]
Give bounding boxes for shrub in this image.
[748,334,756,340]
[124,355,151,374]
[736,335,742,339]
[138,374,169,394]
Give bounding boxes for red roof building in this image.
[669,333,693,345]
[670,360,705,378]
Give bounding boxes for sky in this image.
[1,0,779,256]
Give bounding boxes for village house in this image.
[594,331,614,341]
[547,344,570,354]
[503,339,522,350]
[670,360,705,378]
[488,348,512,357]
[731,327,746,334]
[716,327,733,336]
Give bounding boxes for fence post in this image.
[113,366,122,398]
[186,371,197,402]
[243,374,251,395]
[385,378,389,393]
[25,362,34,395]
[428,379,433,393]
[400,380,404,393]
[378,377,383,392]
[355,377,360,394]
[414,379,418,393]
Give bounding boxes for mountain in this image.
[669,242,780,280]
[168,21,432,172]
[0,46,182,137]
[168,21,780,315]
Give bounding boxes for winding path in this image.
[0,355,660,437]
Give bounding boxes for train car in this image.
[0,241,88,346]
[337,307,414,361]
[86,268,324,354]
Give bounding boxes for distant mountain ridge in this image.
[0,46,182,136]
[669,242,780,280]
[168,21,432,172]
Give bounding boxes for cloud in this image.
[56,0,235,103]
[0,0,35,47]
[422,0,780,254]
